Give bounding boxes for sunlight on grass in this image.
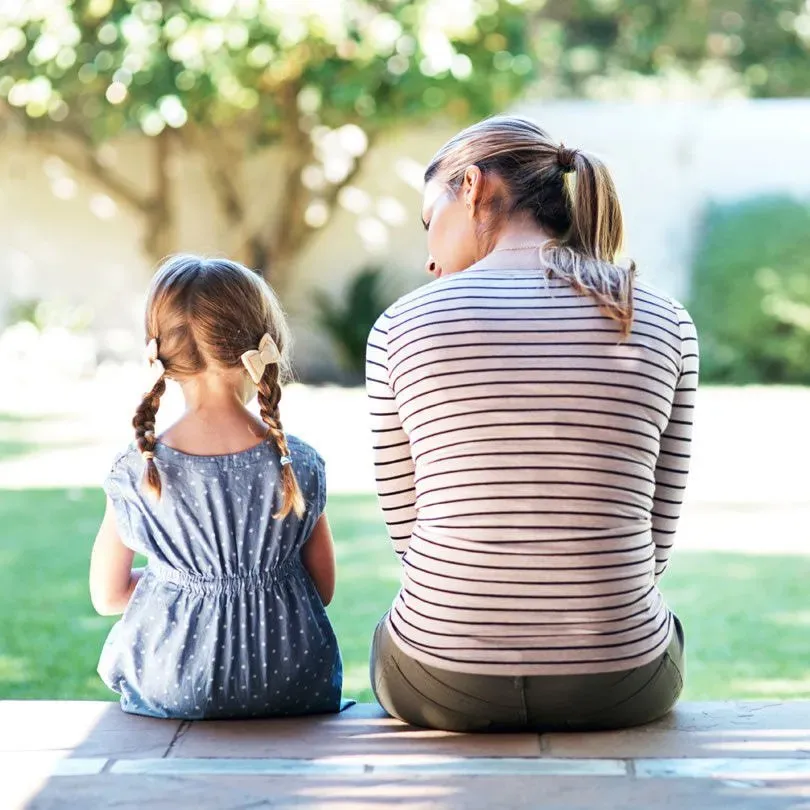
[731,678,810,698]
[0,440,42,461]
[0,655,31,685]
[2,488,809,705]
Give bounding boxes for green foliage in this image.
[0,1,544,277]
[6,298,40,327]
[0,0,541,142]
[2,0,806,143]
[544,0,810,98]
[5,297,93,332]
[315,266,398,378]
[689,196,810,384]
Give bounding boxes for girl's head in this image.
[134,254,304,518]
[422,115,634,336]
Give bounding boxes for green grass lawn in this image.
[1,488,809,704]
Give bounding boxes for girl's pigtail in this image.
[133,376,166,498]
[257,364,305,519]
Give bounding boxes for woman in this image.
[365,116,697,732]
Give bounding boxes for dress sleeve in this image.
[102,450,147,555]
[312,450,328,518]
[365,310,417,558]
[651,304,699,582]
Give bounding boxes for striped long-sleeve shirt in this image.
[365,267,699,675]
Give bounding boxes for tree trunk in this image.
[259,138,314,296]
[257,124,376,297]
[142,130,174,266]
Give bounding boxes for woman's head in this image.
[134,254,304,517]
[422,115,634,335]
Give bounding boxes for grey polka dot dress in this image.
[97,436,344,719]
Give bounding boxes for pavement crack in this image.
[164,720,192,757]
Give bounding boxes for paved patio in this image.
[3,700,810,809]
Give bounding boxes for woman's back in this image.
[367,267,697,675]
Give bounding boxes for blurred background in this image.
[0,0,808,704]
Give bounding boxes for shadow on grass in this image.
[0,412,66,462]
[0,439,45,461]
[0,413,49,424]
[2,489,809,704]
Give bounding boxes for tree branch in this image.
[267,129,377,278]
[26,125,152,215]
[184,123,245,224]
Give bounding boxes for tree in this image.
[0,0,541,290]
[2,1,806,293]
[532,0,810,99]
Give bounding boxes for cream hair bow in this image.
[145,338,166,388]
[241,333,281,384]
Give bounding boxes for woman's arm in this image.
[89,497,143,616]
[651,306,699,582]
[301,513,336,606]
[366,311,417,559]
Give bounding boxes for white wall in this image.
[1,100,809,378]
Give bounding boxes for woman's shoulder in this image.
[634,280,693,322]
[374,273,463,329]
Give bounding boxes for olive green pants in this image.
[370,613,685,732]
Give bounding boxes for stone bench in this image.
[3,700,810,809]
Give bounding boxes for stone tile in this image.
[0,752,108,775]
[112,757,366,776]
[1,753,107,810]
[543,702,810,760]
[371,756,626,776]
[170,703,543,759]
[0,701,181,758]
[112,755,626,776]
[23,774,810,810]
[636,758,810,780]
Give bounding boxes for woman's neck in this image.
[471,221,551,271]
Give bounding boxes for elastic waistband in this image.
[149,557,303,595]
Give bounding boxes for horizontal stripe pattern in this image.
[365,269,698,675]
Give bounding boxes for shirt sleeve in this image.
[365,310,417,558]
[651,304,699,582]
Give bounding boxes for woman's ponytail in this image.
[542,147,635,338]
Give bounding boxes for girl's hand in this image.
[301,513,336,606]
[89,498,141,615]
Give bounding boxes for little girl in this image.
[89,254,344,719]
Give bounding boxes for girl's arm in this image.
[89,497,143,616]
[301,513,336,606]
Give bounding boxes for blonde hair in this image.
[134,254,305,518]
[425,115,635,337]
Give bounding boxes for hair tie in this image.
[241,333,281,384]
[142,450,155,462]
[557,144,579,173]
[279,455,292,467]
